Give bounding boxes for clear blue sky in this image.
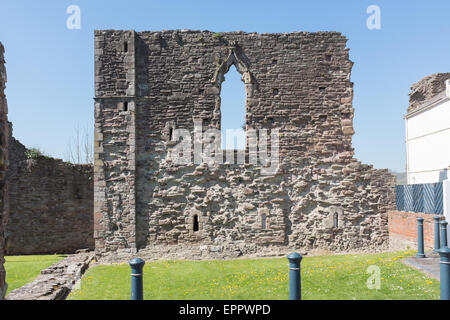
[1,0,450,171]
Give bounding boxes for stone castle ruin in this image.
[94,30,395,261]
[6,128,93,255]
[0,30,398,296]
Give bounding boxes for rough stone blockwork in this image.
[408,72,450,114]
[0,42,8,299]
[94,30,395,262]
[6,252,94,300]
[6,129,94,255]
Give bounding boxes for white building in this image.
[406,79,450,185]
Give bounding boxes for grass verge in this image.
[68,250,439,300]
[5,254,66,295]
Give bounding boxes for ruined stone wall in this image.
[94,30,395,261]
[0,42,8,299]
[408,72,450,114]
[6,129,94,254]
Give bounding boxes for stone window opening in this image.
[220,64,246,151]
[123,101,128,112]
[212,45,255,158]
[164,122,177,144]
[333,212,339,228]
[261,214,267,230]
[193,214,199,232]
[124,41,128,53]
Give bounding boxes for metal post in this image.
[441,221,448,248]
[417,217,425,258]
[438,247,450,300]
[287,252,302,300]
[434,216,441,252]
[129,257,145,300]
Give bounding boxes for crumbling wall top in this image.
[408,72,450,114]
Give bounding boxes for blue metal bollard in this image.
[438,247,450,300]
[287,252,302,300]
[416,217,425,258]
[441,221,448,248]
[129,257,145,300]
[434,216,441,252]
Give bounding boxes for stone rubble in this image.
[6,252,94,300]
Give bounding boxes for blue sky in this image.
[1,1,450,171]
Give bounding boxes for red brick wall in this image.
[388,210,442,250]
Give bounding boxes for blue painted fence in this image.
[396,183,443,214]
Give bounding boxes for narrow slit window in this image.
[193,215,199,232]
[261,214,267,230]
[169,127,173,141]
[333,212,339,228]
[123,101,128,112]
[124,41,128,52]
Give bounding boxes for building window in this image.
[123,101,128,112]
[261,214,267,229]
[124,41,128,52]
[333,212,339,228]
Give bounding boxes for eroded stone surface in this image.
[6,253,94,300]
[0,41,9,300]
[93,30,395,262]
[5,127,94,255]
[408,72,450,114]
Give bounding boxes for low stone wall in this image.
[6,252,94,300]
[6,130,94,255]
[388,210,441,251]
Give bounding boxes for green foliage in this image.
[67,250,439,300]
[26,148,50,160]
[5,255,66,295]
[213,32,223,39]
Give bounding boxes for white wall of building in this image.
[406,85,450,184]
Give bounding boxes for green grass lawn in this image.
[4,255,66,295]
[68,250,439,300]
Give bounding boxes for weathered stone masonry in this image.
[94,30,395,261]
[6,128,94,255]
[408,72,450,114]
[0,42,94,259]
[0,42,9,299]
